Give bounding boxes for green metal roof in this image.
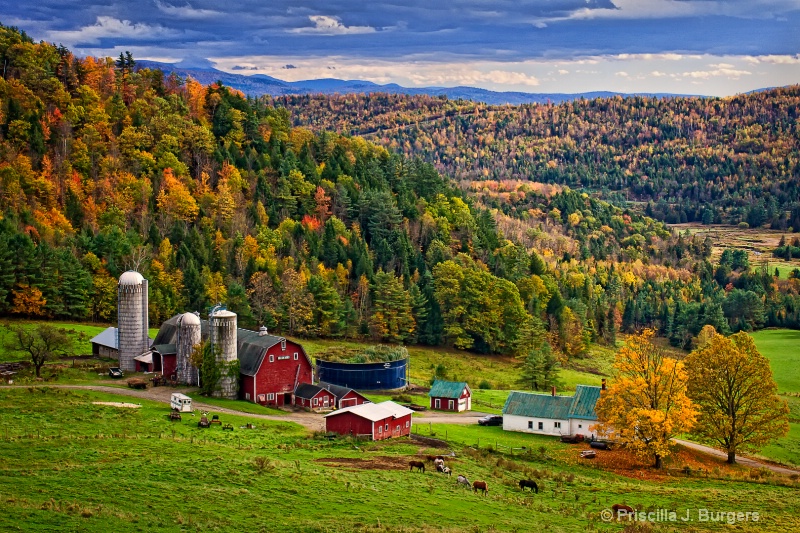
[152,343,177,355]
[502,385,602,420]
[569,385,602,420]
[428,380,470,399]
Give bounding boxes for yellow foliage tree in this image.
[156,168,199,222]
[684,330,790,464]
[11,284,47,317]
[594,329,697,468]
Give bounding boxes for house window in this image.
[269,355,274,363]
[448,400,454,410]
[528,421,533,429]
[554,421,561,429]
[313,398,318,406]
[281,340,286,351]
[538,422,543,430]
[578,424,582,429]
[294,352,298,360]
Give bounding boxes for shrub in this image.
[478,379,491,390]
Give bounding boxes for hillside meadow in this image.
[1,387,799,532]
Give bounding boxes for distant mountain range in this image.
[137,60,696,105]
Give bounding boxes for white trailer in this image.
[170,393,193,412]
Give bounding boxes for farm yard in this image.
[1,387,799,532]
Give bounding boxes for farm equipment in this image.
[580,450,597,459]
[210,414,221,425]
[198,412,211,428]
[590,441,611,450]
[222,423,234,431]
[561,434,585,444]
[168,409,182,421]
[150,374,167,387]
[127,378,147,390]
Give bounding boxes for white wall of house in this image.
[569,418,595,437]
[503,414,569,436]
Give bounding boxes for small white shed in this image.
[170,393,193,412]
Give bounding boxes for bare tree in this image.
[7,325,73,377]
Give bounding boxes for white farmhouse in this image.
[502,384,603,438]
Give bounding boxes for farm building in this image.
[428,380,472,411]
[317,357,408,390]
[319,382,370,409]
[293,383,337,411]
[324,401,413,440]
[502,384,603,437]
[238,328,313,407]
[90,327,119,359]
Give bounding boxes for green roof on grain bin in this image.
[428,380,470,399]
[503,385,602,420]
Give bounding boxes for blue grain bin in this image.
[317,358,408,390]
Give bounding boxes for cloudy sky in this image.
[5,0,800,95]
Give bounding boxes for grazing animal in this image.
[456,475,470,487]
[519,479,538,493]
[433,457,444,468]
[472,480,489,495]
[442,466,452,477]
[425,455,436,462]
[612,504,634,518]
[409,460,425,473]
[436,463,445,473]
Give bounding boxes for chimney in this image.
[601,379,606,391]
[258,326,268,337]
[551,386,556,396]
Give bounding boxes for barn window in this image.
[293,352,298,360]
[434,399,440,409]
[448,400,454,410]
[385,423,389,431]
[528,421,533,429]
[258,394,266,403]
[245,393,251,400]
[405,421,409,428]
[538,422,543,430]
[281,340,286,351]
[267,393,275,401]
[378,425,382,434]
[554,421,561,429]
[269,355,274,363]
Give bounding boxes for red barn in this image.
[324,401,413,440]
[238,330,313,407]
[429,380,472,412]
[294,383,337,411]
[319,382,370,409]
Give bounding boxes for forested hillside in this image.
[0,24,798,372]
[274,89,800,229]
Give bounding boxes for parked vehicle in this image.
[477,415,503,426]
[170,393,193,412]
[108,367,123,379]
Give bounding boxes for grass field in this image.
[1,387,798,532]
[751,329,800,467]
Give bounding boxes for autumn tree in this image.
[594,329,697,469]
[369,269,416,343]
[6,324,72,377]
[684,329,790,464]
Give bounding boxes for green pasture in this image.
[1,387,798,532]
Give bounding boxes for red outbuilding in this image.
[294,383,337,411]
[428,380,472,412]
[324,401,413,440]
[238,330,313,407]
[319,382,370,409]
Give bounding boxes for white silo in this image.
[210,309,238,399]
[176,312,201,385]
[117,271,149,372]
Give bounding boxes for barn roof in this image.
[319,382,366,400]
[323,400,412,422]
[428,380,470,399]
[152,344,177,355]
[236,329,312,376]
[90,327,118,350]
[294,383,328,400]
[502,386,602,421]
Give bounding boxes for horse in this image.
[519,479,538,493]
[611,504,634,518]
[409,460,425,473]
[472,480,489,495]
[456,475,470,488]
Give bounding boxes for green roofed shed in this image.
[429,380,472,412]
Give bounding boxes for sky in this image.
[3,0,800,95]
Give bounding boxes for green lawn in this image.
[1,387,798,532]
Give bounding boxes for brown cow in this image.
[611,504,634,518]
[473,480,489,495]
[409,460,425,473]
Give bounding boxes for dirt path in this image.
[673,438,799,476]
